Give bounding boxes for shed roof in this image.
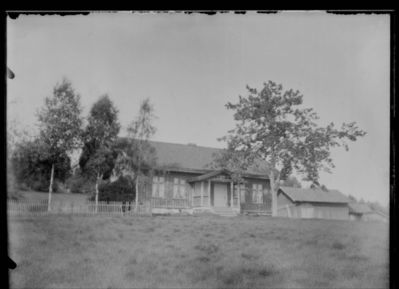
[279,186,350,204]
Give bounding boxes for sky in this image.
[6,11,390,205]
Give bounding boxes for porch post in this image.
[230,181,233,207]
[201,181,204,206]
[208,180,211,207]
[191,184,194,207]
[238,183,241,212]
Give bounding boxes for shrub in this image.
[66,173,95,194]
[93,176,135,202]
[54,180,69,194]
[31,176,51,192]
[11,138,71,192]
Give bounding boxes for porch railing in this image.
[151,197,190,209]
[241,202,272,214]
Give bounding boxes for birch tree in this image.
[219,81,366,216]
[79,95,120,211]
[37,79,83,210]
[116,98,156,210]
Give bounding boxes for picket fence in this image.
[7,200,152,216]
[151,197,189,209]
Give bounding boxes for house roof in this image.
[149,140,271,177]
[148,140,221,172]
[348,203,372,214]
[279,186,350,204]
[119,139,271,177]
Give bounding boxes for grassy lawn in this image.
[8,215,388,288]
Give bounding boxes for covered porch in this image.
[187,169,242,214]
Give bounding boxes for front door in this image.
[214,183,228,207]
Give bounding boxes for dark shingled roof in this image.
[147,140,270,177]
[279,186,350,204]
[348,203,373,214]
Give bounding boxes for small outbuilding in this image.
[348,203,388,222]
[277,186,350,220]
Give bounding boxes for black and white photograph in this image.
[6,10,391,288]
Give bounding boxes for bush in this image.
[93,176,135,202]
[55,180,69,194]
[11,138,71,192]
[66,173,95,194]
[30,176,52,192]
[17,182,30,191]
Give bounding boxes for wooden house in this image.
[133,140,273,216]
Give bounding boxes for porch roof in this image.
[186,169,232,183]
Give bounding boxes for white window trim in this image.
[252,184,263,204]
[152,176,165,198]
[173,178,186,199]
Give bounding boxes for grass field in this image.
[8,215,388,288]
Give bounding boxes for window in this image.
[152,176,165,198]
[173,178,186,199]
[252,184,263,204]
[234,184,246,202]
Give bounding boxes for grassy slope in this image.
[8,215,388,289]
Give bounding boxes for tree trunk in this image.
[135,177,139,211]
[95,173,101,213]
[269,170,277,217]
[48,163,55,212]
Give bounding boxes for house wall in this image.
[277,192,349,220]
[151,171,200,203]
[241,178,271,212]
[309,203,349,220]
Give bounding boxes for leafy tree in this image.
[79,95,120,211]
[7,119,34,199]
[219,81,366,216]
[37,79,83,210]
[367,201,388,215]
[347,194,358,203]
[94,176,135,202]
[11,138,71,192]
[79,95,120,175]
[115,98,156,210]
[280,175,302,188]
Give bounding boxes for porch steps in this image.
[213,207,238,217]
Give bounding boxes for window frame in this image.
[152,176,165,198]
[252,183,263,204]
[173,177,186,199]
